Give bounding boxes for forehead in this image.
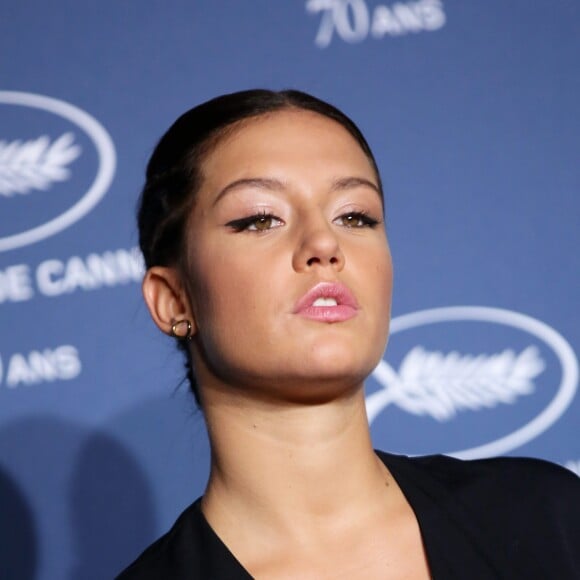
[199,110,375,184]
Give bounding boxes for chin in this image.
[285,369,369,405]
[308,331,381,367]
[294,343,377,386]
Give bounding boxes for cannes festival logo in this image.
[0,91,116,252]
[307,0,446,48]
[367,307,578,459]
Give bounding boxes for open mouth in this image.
[294,282,358,322]
[312,297,338,307]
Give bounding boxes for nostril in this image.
[306,255,341,267]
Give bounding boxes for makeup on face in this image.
[293,281,359,323]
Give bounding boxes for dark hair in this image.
[138,89,383,404]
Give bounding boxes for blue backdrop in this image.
[1,2,579,578]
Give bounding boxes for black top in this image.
[117,452,580,579]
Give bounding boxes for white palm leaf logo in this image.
[367,346,545,423]
[0,132,81,196]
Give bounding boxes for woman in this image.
[119,90,579,579]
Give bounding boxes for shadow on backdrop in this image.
[70,392,209,578]
[68,430,157,580]
[0,417,92,580]
[0,465,38,580]
[0,392,207,579]
[0,415,156,580]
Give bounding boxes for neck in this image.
[201,384,391,543]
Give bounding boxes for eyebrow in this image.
[212,175,381,206]
[212,178,285,206]
[329,176,381,197]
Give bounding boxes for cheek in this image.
[381,249,394,300]
[369,245,393,327]
[363,241,393,294]
[187,251,265,336]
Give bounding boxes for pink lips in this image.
[293,282,359,323]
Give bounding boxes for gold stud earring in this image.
[170,320,192,340]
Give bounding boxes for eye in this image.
[226,213,284,232]
[334,211,380,228]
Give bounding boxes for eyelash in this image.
[336,211,380,229]
[226,212,283,232]
[226,211,380,232]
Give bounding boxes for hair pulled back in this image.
[137,89,383,404]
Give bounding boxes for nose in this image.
[292,215,345,273]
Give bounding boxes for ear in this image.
[142,266,196,336]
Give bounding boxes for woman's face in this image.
[184,110,393,402]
